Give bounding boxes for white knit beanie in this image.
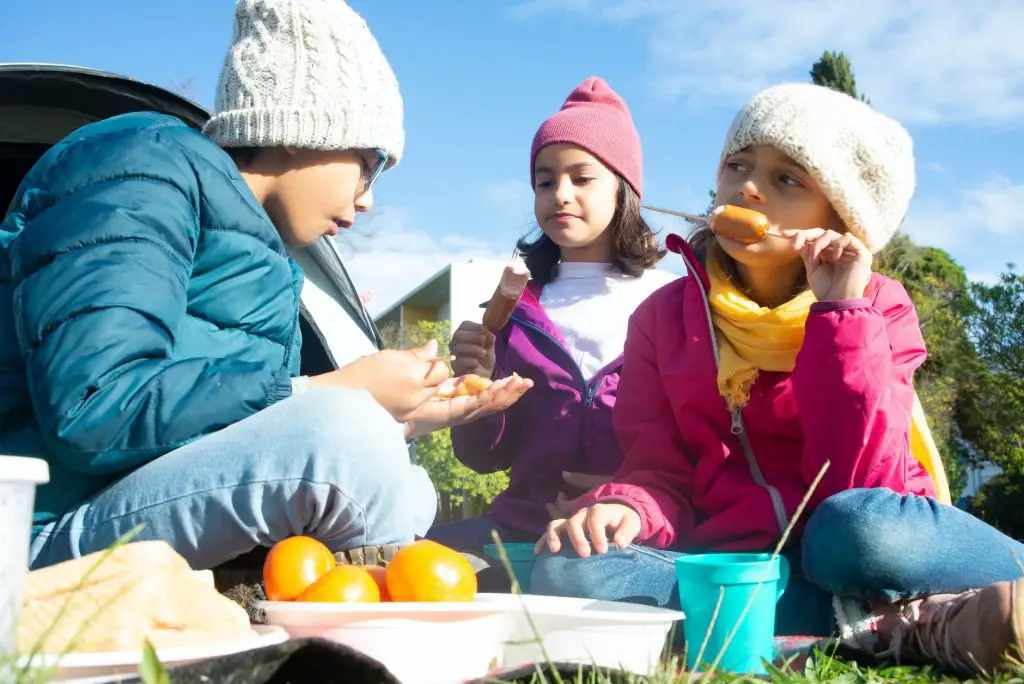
[204,0,404,168]
[720,83,915,253]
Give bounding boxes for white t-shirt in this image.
[539,263,678,380]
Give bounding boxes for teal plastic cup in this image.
[482,543,537,592]
[675,553,789,675]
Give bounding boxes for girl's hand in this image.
[404,374,533,439]
[449,321,496,379]
[783,228,873,302]
[544,472,614,520]
[536,503,641,557]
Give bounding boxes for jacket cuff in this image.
[810,298,872,313]
[267,374,294,406]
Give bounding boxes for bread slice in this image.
[19,541,256,654]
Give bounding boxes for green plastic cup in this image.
[482,543,537,592]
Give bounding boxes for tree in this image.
[809,53,975,495]
[961,268,1024,477]
[809,51,870,104]
[970,474,1024,539]
[380,318,510,520]
[968,267,1024,379]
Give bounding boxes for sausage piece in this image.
[711,205,771,244]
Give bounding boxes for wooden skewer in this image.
[642,204,786,239]
[642,205,707,223]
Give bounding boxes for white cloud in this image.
[967,272,1002,286]
[903,174,1024,254]
[338,206,507,316]
[509,0,1024,125]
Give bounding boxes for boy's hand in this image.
[310,339,451,422]
[404,373,533,439]
[784,228,873,302]
[449,321,496,379]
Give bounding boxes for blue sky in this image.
[4,0,1023,313]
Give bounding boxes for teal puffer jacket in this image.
[0,112,302,525]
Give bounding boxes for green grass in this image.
[487,649,1024,683]
[485,461,1024,684]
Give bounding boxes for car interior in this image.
[0,64,209,213]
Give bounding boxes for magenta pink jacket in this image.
[578,236,937,550]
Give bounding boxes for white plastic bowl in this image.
[1,455,49,657]
[257,600,508,684]
[476,593,684,676]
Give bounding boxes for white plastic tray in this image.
[17,625,288,681]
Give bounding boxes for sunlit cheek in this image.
[533,188,551,219]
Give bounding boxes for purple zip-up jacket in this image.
[450,282,625,535]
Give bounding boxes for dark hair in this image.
[224,147,262,168]
[516,176,666,285]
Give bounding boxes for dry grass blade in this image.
[701,461,831,678]
[685,587,724,684]
[489,530,565,684]
[14,524,145,682]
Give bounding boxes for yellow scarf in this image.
[706,253,951,504]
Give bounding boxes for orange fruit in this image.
[385,540,477,602]
[263,536,336,601]
[365,566,391,601]
[296,565,380,603]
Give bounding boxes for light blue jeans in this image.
[532,488,1024,636]
[27,388,438,570]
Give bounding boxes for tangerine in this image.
[385,540,477,602]
[296,565,380,603]
[263,536,336,601]
[365,565,391,601]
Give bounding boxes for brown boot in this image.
[836,580,1024,677]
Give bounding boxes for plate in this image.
[475,593,686,622]
[257,599,505,627]
[17,625,288,681]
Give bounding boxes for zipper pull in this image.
[731,407,743,435]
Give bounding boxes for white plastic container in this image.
[476,593,684,676]
[258,600,508,684]
[0,455,50,656]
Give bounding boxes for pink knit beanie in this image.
[530,77,643,198]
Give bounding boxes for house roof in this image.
[374,263,452,321]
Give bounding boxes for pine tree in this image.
[809,50,870,104]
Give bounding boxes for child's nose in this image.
[355,186,374,212]
[555,178,573,205]
[739,179,766,204]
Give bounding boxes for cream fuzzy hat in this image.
[204,0,404,168]
[720,83,915,253]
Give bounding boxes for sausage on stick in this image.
[643,204,782,244]
[482,254,531,333]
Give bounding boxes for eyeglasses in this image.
[358,148,389,197]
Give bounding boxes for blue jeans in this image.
[27,388,438,570]
[426,516,538,554]
[531,488,1024,636]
